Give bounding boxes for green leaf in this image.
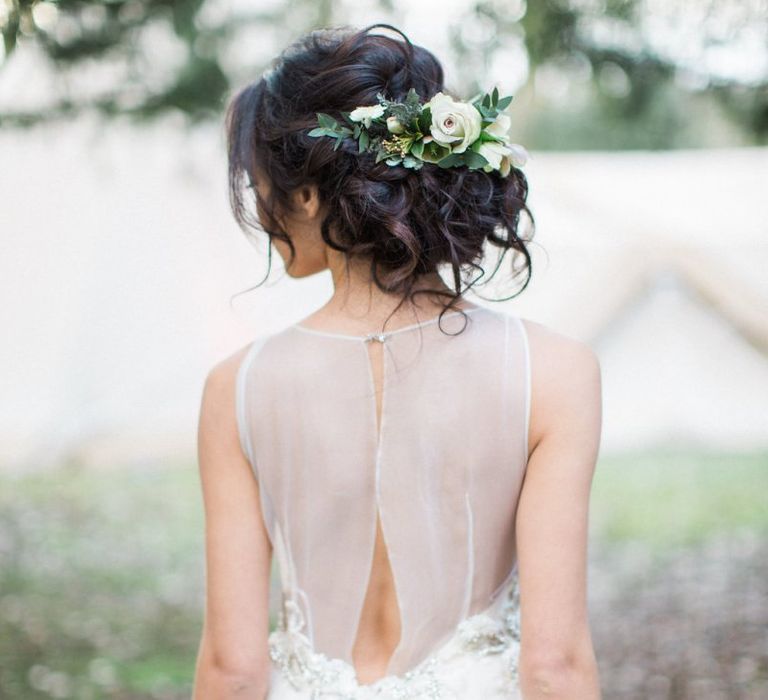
[496,95,513,110]
[482,93,491,108]
[308,127,329,137]
[359,130,369,152]
[410,139,424,159]
[405,87,421,107]
[464,150,489,169]
[477,104,494,119]
[492,86,499,105]
[419,106,432,133]
[316,112,338,130]
[477,129,501,142]
[420,140,450,163]
[437,153,464,169]
[375,148,389,164]
[402,155,422,169]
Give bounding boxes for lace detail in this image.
[268,575,521,699]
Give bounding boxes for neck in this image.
[321,251,470,326]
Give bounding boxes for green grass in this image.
[590,449,768,548]
[0,464,205,700]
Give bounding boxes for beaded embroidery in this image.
[268,575,521,698]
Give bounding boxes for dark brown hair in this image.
[225,23,533,329]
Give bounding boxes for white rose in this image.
[426,92,482,154]
[349,103,385,128]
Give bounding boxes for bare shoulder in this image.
[514,319,603,688]
[204,342,254,392]
[198,341,256,457]
[519,317,601,379]
[518,318,602,454]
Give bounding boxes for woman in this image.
[193,23,602,700]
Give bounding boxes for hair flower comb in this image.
[308,87,528,176]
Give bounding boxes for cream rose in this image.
[485,113,511,140]
[479,141,529,176]
[426,92,482,154]
[349,103,385,128]
[478,141,510,171]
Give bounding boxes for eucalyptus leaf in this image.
[419,106,432,133]
[317,112,338,130]
[464,150,489,168]
[477,105,493,119]
[405,87,420,107]
[437,153,464,169]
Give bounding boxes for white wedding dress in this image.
[236,305,531,699]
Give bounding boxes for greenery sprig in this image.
[307,86,528,176]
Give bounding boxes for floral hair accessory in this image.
[307,87,529,176]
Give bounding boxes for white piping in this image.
[290,307,485,341]
[460,491,475,620]
[515,315,531,460]
[235,336,268,469]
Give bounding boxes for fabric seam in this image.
[515,316,531,461]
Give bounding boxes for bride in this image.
[193,23,602,700]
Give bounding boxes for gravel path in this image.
[589,532,768,699]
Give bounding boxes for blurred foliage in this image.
[0,0,766,147]
[454,0,768,148]
[0,0,338,125]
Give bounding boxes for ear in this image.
[290,183,322,221]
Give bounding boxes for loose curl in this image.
[225,22,534,334]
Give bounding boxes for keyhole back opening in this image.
[350,336,404,686]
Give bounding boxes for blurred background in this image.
[1,1,767,698]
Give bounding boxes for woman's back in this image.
[235,305,530,693]
[194,21,601,700]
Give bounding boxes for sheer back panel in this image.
[236,306,530,676]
